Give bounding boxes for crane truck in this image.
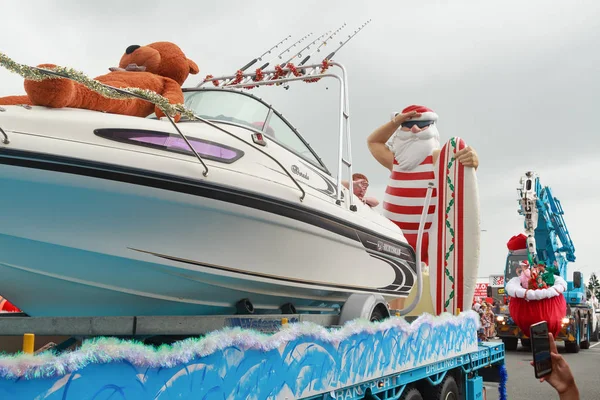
[494,171,594,352]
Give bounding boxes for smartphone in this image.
[530,321,552,378]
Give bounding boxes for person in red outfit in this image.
[342,173,380,207]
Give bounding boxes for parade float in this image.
[497,172,593,353]
[0,22,505,399]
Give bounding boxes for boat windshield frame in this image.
[194,61,356,211]
[181,87,330,174]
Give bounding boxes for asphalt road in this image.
[486,339,600,400]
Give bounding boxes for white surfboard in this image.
[427,137,480,315]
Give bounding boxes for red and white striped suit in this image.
[382,154,437,265]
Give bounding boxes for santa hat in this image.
[392,104,439,122]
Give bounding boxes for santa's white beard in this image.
[388,125,440,171]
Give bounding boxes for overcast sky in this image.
[1,1,599,283]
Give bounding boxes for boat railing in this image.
[198,61,357,211]
[0,106,9,144]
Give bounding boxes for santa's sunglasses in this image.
[401,120,434,129]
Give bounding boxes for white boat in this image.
[0,62,423,317]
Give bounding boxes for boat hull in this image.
[0,152,417,317]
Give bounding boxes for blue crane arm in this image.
[517,172,575,278]
[541,187,576,262]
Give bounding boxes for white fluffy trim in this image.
[392,111,439,122]
[505,275,567,301]
[411,111,438,122]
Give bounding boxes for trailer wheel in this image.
[428,375,459,400]
[592,322,599,342]
[565,340,580,353]
[502,337,518,351]
[400,387,423,400]
[565,313,582,353]
[370,306,387,322]
[580,316,590,350]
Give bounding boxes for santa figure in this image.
[367,105,478,308]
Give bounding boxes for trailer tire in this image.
[339,294,390,325]
[578,313,590,350]
[370,305,387,322]
[592,323,599,342]
[426,375,459,400]
[565,341,580,353]
[502,337,518,351]
[580,319,590,350]
[400,387,423,400]
[565,313,582,353]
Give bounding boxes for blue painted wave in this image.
[0,312,479,399]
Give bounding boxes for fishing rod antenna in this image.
[322,19,372,62]
[200,21,373,91]
[281,29,332,66]
[297,23,346,66]
[258,32,314,70]
[238,34,292,72]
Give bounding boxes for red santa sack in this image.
[509,295,566,337]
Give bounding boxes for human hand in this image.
[454,146,479,169]
[529,333,579,399]
[392,110,422,126]
[352,179,369,199]
[363,196,379,207]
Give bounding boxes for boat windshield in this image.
[184,90,270,131]
[183,89,324,170]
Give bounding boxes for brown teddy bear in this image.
[0,41,199,121]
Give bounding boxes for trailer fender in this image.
[338,293,390,325]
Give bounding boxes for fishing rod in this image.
[297,23,346,66]
[322,19,372,62]
[272,25,344,90]
[215,21,370,88]
[257,33,313,70]
[280,30,333,67]
[237,35,292,72]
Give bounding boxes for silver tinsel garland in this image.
[0,311,480,380]
[0,52,197,120]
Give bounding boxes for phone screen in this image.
[530,321,552,378]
